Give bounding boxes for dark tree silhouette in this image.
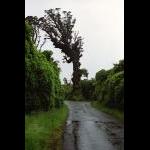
[26,8,84,91]
[25,16,41,48]
[42,50,54,62]
[63,77,68,85]
[25,16,48,51]
[80,68,89,79]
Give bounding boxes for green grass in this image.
[91,101,124,123]
[25,104,68,150]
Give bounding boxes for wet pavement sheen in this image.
[63,101,124,150]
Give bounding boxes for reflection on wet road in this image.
[63,101,124,150]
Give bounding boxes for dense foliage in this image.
[63,60,124,111]
[25,105,68,150]
[94,60,124,110]
[80,79,95,100]
[25,22,63,113]
[26,8,84,91]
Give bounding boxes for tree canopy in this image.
[26,8,84,91]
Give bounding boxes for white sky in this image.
[25,0,124,83]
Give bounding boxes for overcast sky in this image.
[25,0,124,82]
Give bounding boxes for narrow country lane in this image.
[63,101,124,150]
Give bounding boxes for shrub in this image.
[25,22,63,113]
[94,60,124,111]
[80,79,95,100]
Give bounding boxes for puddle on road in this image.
[64,120,124,150]
[72,121,80,150]
[63,120,80,150]
[64,101,124,150]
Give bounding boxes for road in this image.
[63,101,124,150]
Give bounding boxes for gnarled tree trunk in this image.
[72,59,81,91]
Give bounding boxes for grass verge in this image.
[91,101,124,123]
[25,104,68,150]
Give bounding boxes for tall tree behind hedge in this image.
[26,8,84,92]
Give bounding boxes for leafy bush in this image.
[94,60,124,111]
[62,84,72,100]
[25,22,63,113]
[95,69,108,82]
[102,71,124,108]
[80,79,95,100]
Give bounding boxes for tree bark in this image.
[72,59,81,91]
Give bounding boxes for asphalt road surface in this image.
[63,101,124,150]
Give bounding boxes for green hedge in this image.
[95,60,124,111]
[25,22,64,113]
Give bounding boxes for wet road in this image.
[63,101,124,150]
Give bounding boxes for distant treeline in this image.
[25,22,64,113]
[64,59,124,111]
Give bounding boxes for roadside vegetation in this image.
[63,59,124,122]
[25,7,124,150]
[91,60,124,122]
[91,101,123,122]
[25,21,68,150]
[25,105,68,150]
